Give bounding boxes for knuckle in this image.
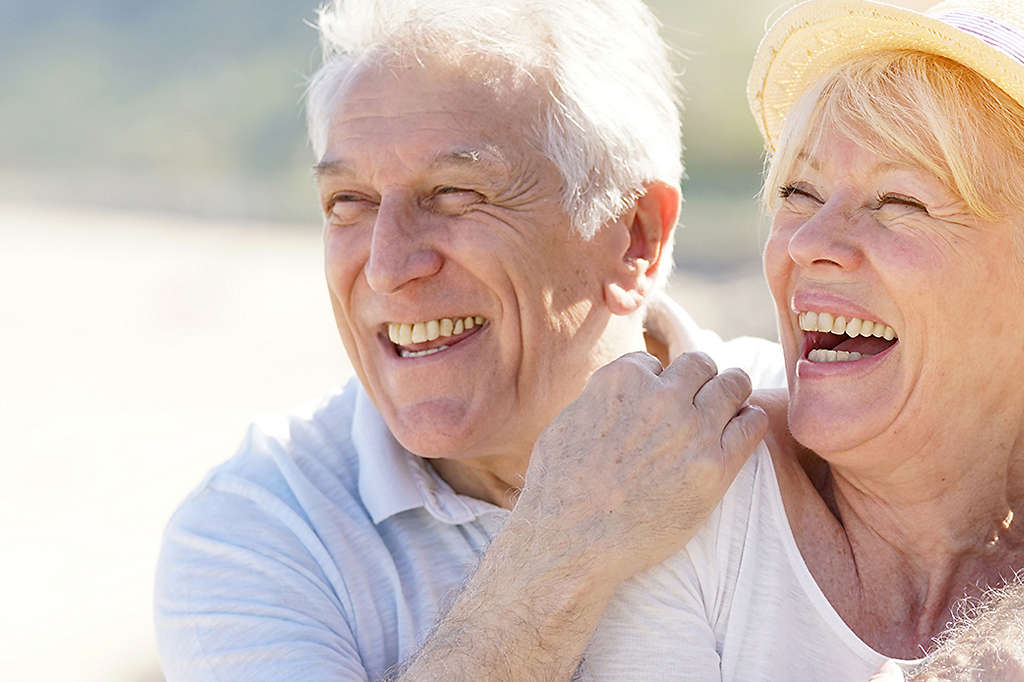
[609,351,659,376]
[588,353,654,392]
[591,355,631,380]
[718,368,753,398]
[723,410,768,451]
[680,351,718,378]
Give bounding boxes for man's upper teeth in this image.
[798,311,896,340]
[388,316,485,345]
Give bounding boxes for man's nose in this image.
[365,192,444,294]
[787,202,864,273]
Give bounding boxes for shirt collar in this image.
[351,385,504,525]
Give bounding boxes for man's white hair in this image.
[305,0,682,246]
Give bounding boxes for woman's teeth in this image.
[799,311,896,340]
[387,316,485,347]
[807,348,869,363]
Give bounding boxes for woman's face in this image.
[764,121,1024,463]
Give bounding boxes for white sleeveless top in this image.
[583,444,922,681]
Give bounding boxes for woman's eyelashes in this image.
[874,192,928,213]
[779,184,930,215]
[778,183,822,205]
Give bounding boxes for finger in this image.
[693,367,753,415]
[658,351,718,397]
[867,660,905,682]
[719,404,768,477]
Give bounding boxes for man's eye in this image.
[327,194,374,222]
[430,186,484,212]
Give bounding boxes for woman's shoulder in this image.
[650,438,782,587]
[750,388,831,512]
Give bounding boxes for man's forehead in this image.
[312,59,544,182]
[334,56,535,114]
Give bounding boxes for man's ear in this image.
[604,180,681,315]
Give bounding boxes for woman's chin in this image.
[786,394,893,461]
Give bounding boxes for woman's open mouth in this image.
[798,310,898,363]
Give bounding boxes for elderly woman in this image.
[583,0,1024,679]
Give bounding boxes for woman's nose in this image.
[786,202,864,273]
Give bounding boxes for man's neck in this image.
[426,324,669,508]
[429,454,529,510]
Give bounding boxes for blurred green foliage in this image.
[1,0,797,268]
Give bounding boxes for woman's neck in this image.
[825,422,1024,565]
[775,414,1024,658]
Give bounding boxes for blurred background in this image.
[1,0,929,679]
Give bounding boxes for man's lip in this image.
[382,322,485,358]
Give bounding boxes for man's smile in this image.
[386,315,487,358]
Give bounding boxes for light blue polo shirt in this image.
[154,297,784,681]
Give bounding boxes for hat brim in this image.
[747,0,1024,151]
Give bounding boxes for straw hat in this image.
[747,0,1024,152]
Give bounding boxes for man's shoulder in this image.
[164,379,366,543]
[229,379,359,484]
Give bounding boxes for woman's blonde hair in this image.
[762,50,1024,222]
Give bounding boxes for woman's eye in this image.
[778,184,822,205]
[875,193,928,212]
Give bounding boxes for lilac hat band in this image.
[935,10,1024,66]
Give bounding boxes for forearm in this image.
[395,352,766,680]
[396,517,614,681]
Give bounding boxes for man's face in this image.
[315,60,625,461]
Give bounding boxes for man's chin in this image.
[386,399,483,459]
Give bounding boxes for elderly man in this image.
[154,0,783,679]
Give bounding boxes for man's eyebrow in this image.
[428,147,509,174]
[312,158,352,178]
[431,148,481,166]
[313,148,509,179]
